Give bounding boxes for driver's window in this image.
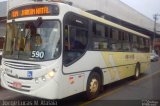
[63,13,88,65]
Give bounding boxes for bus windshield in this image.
[3,20,61,61]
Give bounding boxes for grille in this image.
[4,61,41,70]
[7,74,33,80]
[9,86,30,92]
[7,81,31,92]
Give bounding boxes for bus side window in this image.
[109,28,119,51]
[144,39,150,52]
[63,13,89,65]
[92,22,108,50]
[122,32,130,52]
[132,35,138,52]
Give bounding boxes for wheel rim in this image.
[89,78,99,93]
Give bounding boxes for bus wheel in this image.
[134,64,140,79]
[86,72,101,100]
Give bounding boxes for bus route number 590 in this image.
[31,51,44,59]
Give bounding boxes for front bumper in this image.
[1,71,59,99]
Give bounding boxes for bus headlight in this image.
[42,76,46,81]
[45,69,56,79]
[48,71,56,78]
[39,69,56,82]
[35,78,39,83]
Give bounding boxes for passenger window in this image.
[109,28,120,51]
[139,37,145,52]
[143,38,150,52]
[92,23,108,50]
[122,33,130,52]
[132,35,138,52]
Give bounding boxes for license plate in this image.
[12,82,22,89]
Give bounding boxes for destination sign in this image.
[8,4,59,19]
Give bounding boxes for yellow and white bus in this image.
[1,1,150,100]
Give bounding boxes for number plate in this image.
[12,82,22,89]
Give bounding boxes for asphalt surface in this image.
[0,61,160,106]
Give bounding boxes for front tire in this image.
[86,72,101,100]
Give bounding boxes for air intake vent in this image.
[4,61,41,70]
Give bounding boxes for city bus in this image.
[1,1,150,100]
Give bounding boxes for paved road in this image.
[0,61,160,106]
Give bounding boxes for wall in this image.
[0,1,7,38]
[7,0,34,10]
[0,1,7,17]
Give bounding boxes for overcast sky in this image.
[0,0,7,2]
[0,0,160,23]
